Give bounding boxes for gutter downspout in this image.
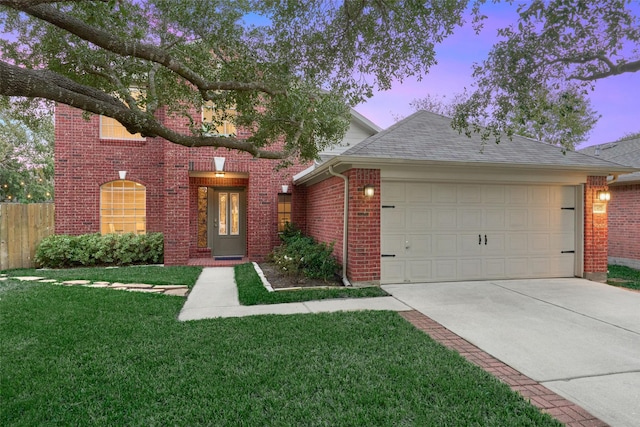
[328,165,352,287]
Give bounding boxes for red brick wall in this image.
[55,103,310,265]
[54,104,164,235]
[305,175,346,263]
[608,183,640,265]
[345,169,380,284]
[583,176,609,280]
[304,168,380,284]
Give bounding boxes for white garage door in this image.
[381,182,576,284]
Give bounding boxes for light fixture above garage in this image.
[363,184,375,198]
[596,190,611,201]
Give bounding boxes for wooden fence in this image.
[0,203,55,270]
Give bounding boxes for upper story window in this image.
[202,101,237,136]
[100,88,145,140]
[100,180,146,234]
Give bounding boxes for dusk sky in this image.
[354,3,640,149]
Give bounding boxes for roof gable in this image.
[342,110,631,170]
[578,137,640,183]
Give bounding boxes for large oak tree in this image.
[0,0,466,162]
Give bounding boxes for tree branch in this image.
[0,61,288,159]
[3,2,286,96]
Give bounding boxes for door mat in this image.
[214,256,243,261]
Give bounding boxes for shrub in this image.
[35,233,164,268]
[269,225,339,281]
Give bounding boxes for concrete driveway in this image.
[383,278,640,427]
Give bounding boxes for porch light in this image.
[214,157,225,177]
[363,184,375,198]
[118,170,127,180]
[282,185,289,193]
[597,190,611,201]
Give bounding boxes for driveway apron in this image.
[383,278,640,427]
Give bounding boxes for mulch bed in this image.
[257,262,343,289]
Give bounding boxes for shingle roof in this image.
[578,137,640,183]
[342,110,631,171]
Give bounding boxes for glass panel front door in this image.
[208,188,246,257]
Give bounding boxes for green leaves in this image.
[1,0,467,161]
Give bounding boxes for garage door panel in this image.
[382,234,405,254]
[407,208,431,230]
[408,235,431,256]
[484,209,506,229]
[381,182,406,202]
[381,259,405,284]
[458,258,482,279]
[433,209,457,229]
[407,260,431,282]
[531,209,551,228]
[433,184,457,203]
[406,183,432,203]
[434,234,457,255]
[381,182,576,284]
[458,185,483,203]
[459,234,483,255]
[434,260,457,280]
[529,234,550,252]
[484,258,505,277]
[381,206,406,230]
[483,233,505,255]
[484,185,506,204]
[507,234,528,254]
[507,186,529,204]
[506,258,529,277]
[530,186,551,204]
[507,209,528,229]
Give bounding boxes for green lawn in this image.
[236,263,389,305]
[608,264,640,290]
[0,280,559,426]
[2,265,202,288]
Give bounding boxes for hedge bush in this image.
[35,233,164,268]
[269,224,339,281]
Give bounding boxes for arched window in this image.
[100,180,146,234]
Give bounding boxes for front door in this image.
[208,188,246,257]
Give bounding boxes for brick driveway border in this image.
[400,310,609,427]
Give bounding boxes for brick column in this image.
[345,169,380,285]
[583,176,609,282]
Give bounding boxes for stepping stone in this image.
[127,288,162,293]
[87,284,110,288]
[153,285,188,290]
[39,279,58,283]
[109,283,129,288]
[62,280,91,285]
[163,288,189,297]
[14,276,46,281]
[123,283,154,289]
[92,281,111,286]
[0,277,7,281]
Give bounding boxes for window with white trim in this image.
[100,180,146,234]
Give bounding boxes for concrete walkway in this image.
[178,267,411,321]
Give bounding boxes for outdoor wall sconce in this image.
[118,171,127,180]
[596,190,611,201]
[281,185,289,193]
[363,184,375,198]
[214,157,225,177]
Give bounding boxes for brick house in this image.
[579,137,640,270]
[55,107,635,284]
[54,103,379,266]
